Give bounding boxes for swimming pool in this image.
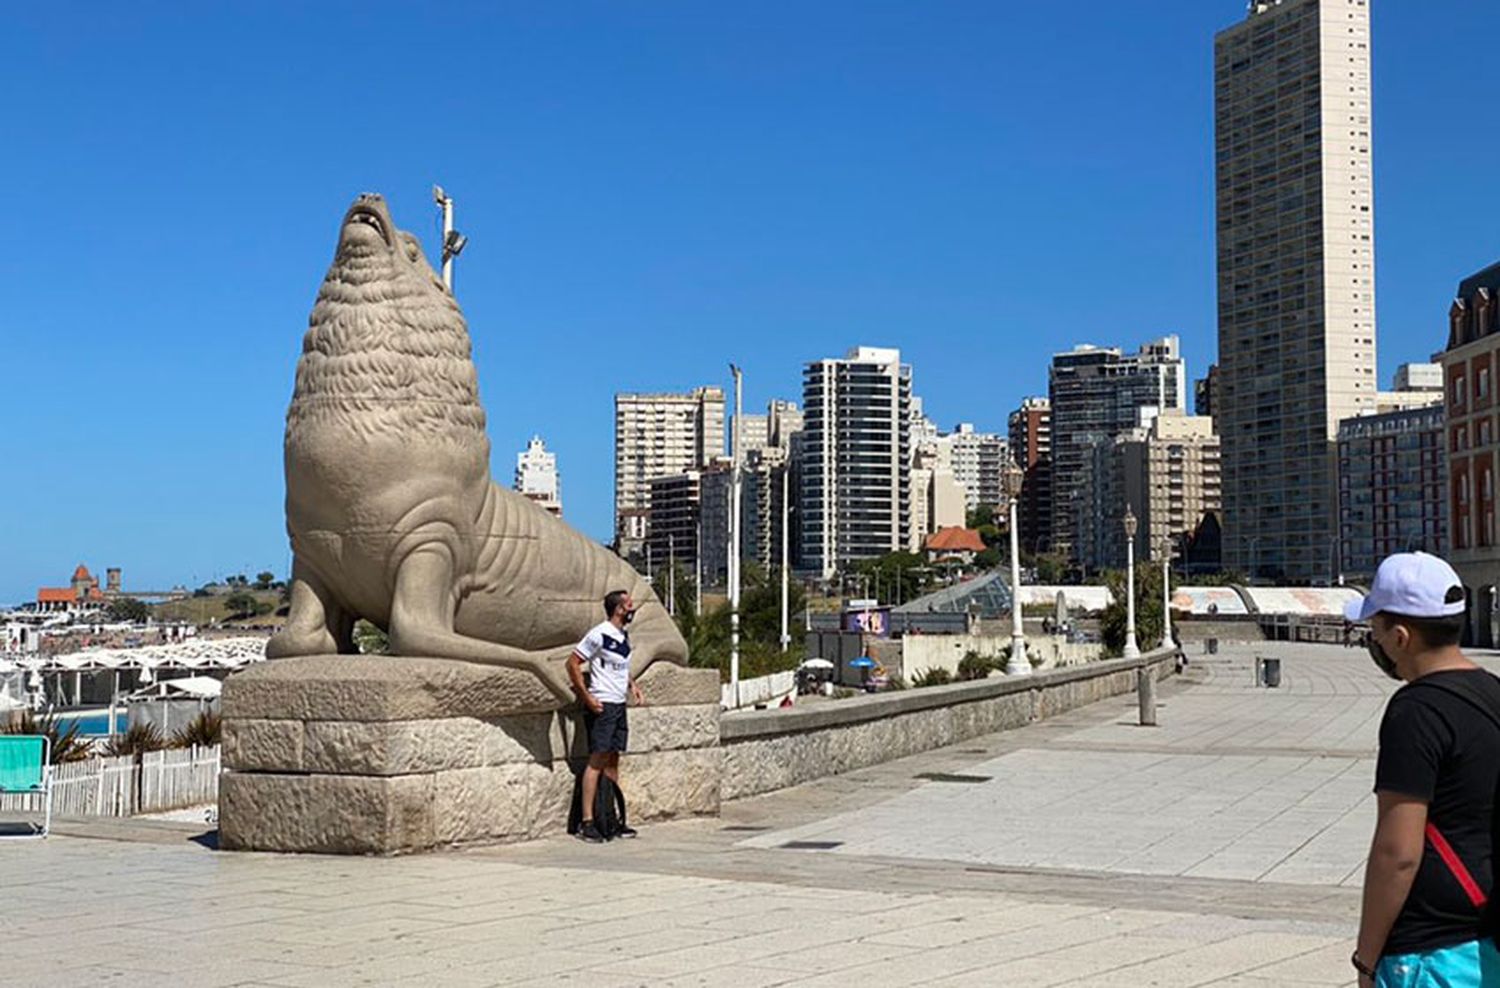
[55,710,126,735]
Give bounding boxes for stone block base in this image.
[219,655,721,854]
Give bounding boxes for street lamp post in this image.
[431,185,467,291]
[779,466,790,653]
[1159,537,1172,650]
[1005,496,1031,675]
[1122,506,1140,659]
[728,363,743,708]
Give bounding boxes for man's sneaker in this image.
[617,824,639,839]
[577,821,605,843]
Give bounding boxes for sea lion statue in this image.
[267,193,688,703]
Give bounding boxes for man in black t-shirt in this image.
[1349,552,1500,987]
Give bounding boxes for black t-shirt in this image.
[1375,668,1500,957]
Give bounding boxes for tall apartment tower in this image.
[1008,397,1053,554]
[514,435,563,516]
[613,387,725,554]
[1118,411,1222,570]
[1214,0,1377,582]
[947,424,1010,513]
[800,347,912,579]
[1048,338,1186,565]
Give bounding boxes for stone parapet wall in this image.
[219,657,721,854]
[720,649,1176,800]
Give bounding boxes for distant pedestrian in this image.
[568,590,644,843]
[1348,552,1500,987]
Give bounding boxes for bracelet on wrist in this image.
[1351,951,1377,978]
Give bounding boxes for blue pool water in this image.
[56,711,126,735]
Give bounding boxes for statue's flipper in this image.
[387,546,577,703]
[267,560,354,658]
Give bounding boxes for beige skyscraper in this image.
[613,387,725,555]
[1214,0,1377,582]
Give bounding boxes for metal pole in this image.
[1005,498,1030,675]
[695,506,703,618]
[438,190,454,290]
[668,533,676,617]
[1161,542,1172,649]
[729,364,743,707]
[780,465,790,652]
[1124,528,1140,659]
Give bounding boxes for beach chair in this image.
[0,735,51,838]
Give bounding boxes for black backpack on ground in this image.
[567,773,628,840]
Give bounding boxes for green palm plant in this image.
[172,711,222,749]
[911,667,954,688]
[105,722,166,757]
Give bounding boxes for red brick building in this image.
[1440,261,1500,645]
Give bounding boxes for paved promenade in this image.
[4,642,1464,987]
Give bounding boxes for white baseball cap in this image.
[1344,552,1466,622]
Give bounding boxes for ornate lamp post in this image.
[1159,536,1172,649]
[1122,506,1140,659]
[1005,494,1031,676]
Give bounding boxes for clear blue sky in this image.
[2,2,1495,605]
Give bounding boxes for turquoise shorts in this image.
[1377,938,1500,987]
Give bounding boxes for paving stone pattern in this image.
[8,643,1490,986]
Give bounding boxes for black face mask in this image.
[1368,637,1401,681]
[621,608,636,626]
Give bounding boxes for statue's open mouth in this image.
[342,205,392,248]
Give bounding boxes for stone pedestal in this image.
[218,656,721,854]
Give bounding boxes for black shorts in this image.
[585,702,629,754]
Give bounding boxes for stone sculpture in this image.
[267,193,688,703]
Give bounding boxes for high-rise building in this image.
[1008,397,1052,554]
[1337,404,1445,584]
[613,387,725,554]
[735,414,770,455]
[699,460,733,585]
[767,400,805,450]
[741,447,792,574]
[908,445,967,552]
[1439,261,1500,644]
[645,471,702,576]
[800,346,912,579]
[1078,411,1221,573]
[1194,364,1219,420]
[947,424,1010,514]
[910,397,941,454]
[1214,0,1378,582]
[1134,412,1222,567]
[1048,338,1186,565]
[766,399,806,569]
[514,435,562,516]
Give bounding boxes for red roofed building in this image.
[924,527,987,566]
[35,564,108,614]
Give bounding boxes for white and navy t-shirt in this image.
[573,621,631,704]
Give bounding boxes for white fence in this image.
[723,669,796,709]
[0,746,219,818]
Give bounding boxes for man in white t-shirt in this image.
[568,589,645,842]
